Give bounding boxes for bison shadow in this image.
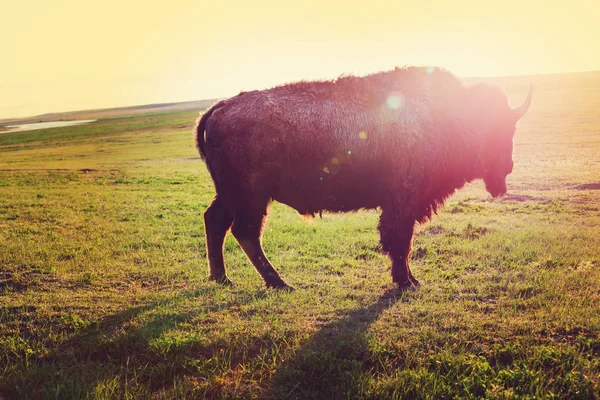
[4,286,403,399]
[2,287,269,399]
[268,289,402,399]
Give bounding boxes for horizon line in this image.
[2,68,599,123]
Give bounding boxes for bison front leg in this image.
[378,208,420,290]
[204,196,234,285]
[231,210,292,290]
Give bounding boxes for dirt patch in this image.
[573,182,600,190]
[171,157,201,163]
[0,274,28,294]
[423,225,445,235]
[0,271,60,295]
[0,168,118,173]
[493,194,552,204]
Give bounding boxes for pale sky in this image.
[1,0,598,119]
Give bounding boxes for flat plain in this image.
[1,71,599,399]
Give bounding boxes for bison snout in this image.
[490,189,507,198]
[484,177,507,198]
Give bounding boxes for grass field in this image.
[1,72,600,399]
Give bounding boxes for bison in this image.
[195,66,531,290]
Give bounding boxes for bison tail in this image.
[194,101,224,161]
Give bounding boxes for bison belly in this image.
[271,158,387,215]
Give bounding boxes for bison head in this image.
[468,84,532,198]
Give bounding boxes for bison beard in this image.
[195,66,532,290]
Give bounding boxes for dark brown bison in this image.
[195,66,531,290]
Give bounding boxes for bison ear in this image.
[512,84,532,121]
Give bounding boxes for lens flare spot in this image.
[426,66,435,74]
[331,157,339,165]
[323,167,329,173]
[359,131,367,140]
[347,150,352,155]
[386,93,405,110]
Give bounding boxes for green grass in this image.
[1,76,600,399]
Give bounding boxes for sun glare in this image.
[1,0,598,119]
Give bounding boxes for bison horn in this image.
[513,84,532,120]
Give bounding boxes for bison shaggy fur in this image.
[195,66,531,290]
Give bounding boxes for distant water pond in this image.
[2,119,97,133]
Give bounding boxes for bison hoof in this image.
[279,284,295,292]
[209,274,234,286]
[267,281,295,291]
[397,279,420,291]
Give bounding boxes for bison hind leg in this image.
[204,196,234,285]
[230,205,292,290]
